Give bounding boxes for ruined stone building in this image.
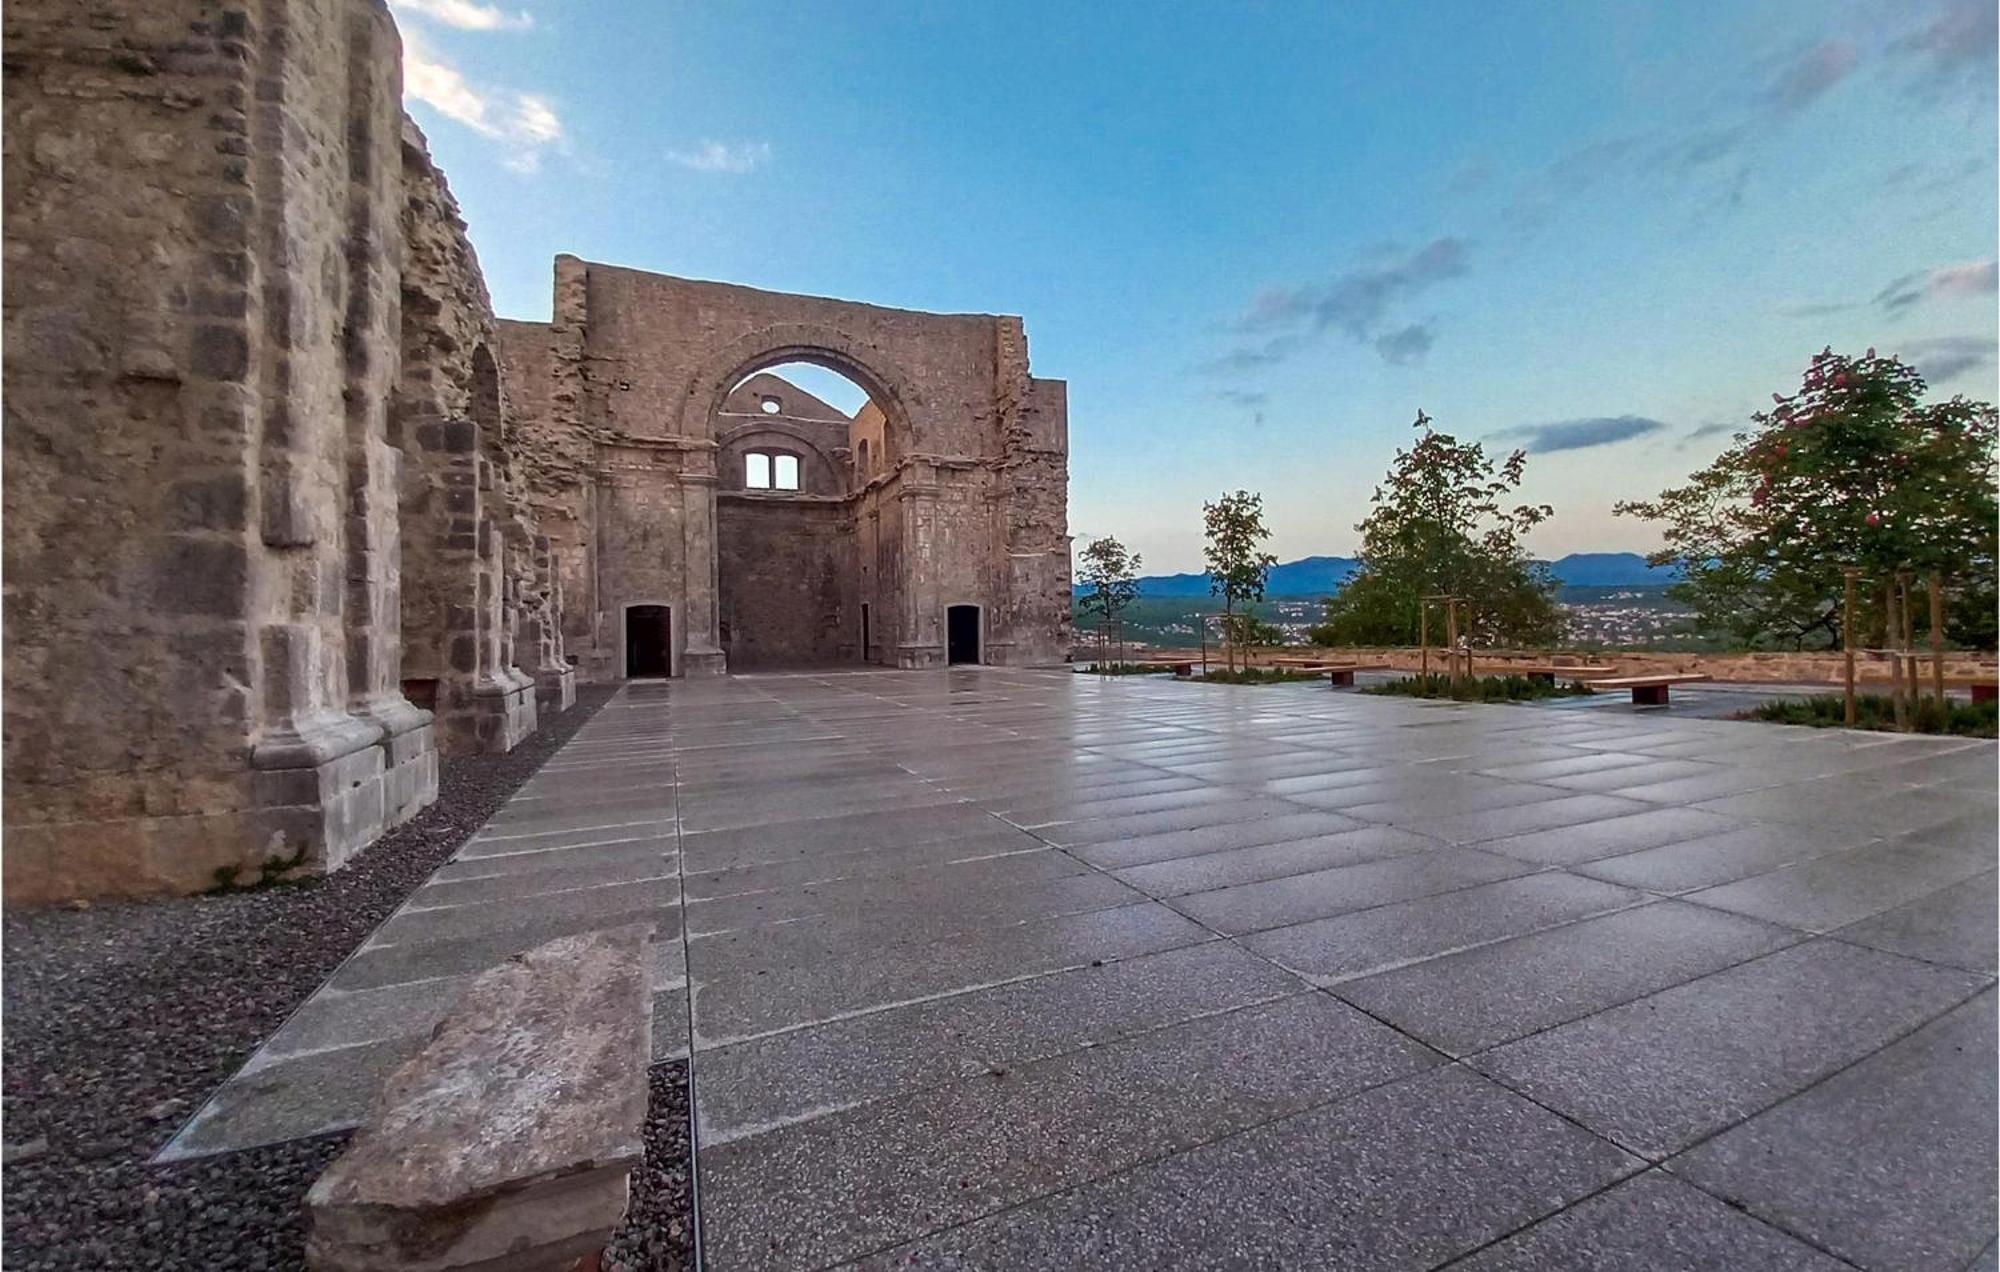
[497,260,1073,679]
[1,0,1069,903]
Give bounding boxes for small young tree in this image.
[1076,535,1143,668]
[1203,490,1278,672]
[1616,349,1997,650]
[1311,410,1561,648]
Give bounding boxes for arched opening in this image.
[947,605,982,665]
[625,604,672,678]
[714,360,895,669]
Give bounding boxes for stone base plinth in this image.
[3,704,442,904]
[536,664,576,717]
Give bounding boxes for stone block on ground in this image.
[306,924,654,1271]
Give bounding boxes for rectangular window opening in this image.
[774,454,800,490]
[745,452,772,488]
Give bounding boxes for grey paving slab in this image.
[1831,871,1999,973]
[684,856,1138,938]
[679,827,1042,900]
[1171,847,1535,936]
[367,876,679,947]
[256,975,477,1061]
[694,941,1305,1143]
[1673,989,1997,1272]
[1683,834,1994,933]
[1032,794,1322,846]
[413,851,674,904]
[1572,821,1876,893]
[1065,808,1372,869]
[1335,900,1800,1056]
[1241,871,1649,983]
[1475,938,1989,1158]
[676,800,998,869]
[1476,806,1750,867]
[161,1035,424,1160]
[698,993,1442,1270]
[1453,1169,1848,1270]
[1108,824,1439,896]
[1694,773,1991,836]
[686,900,1210,1044]
[854,1065,1639,1272]
[1403,792,1660,845]
[330,900,678,992]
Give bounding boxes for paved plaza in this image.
[170,669,1996,1269]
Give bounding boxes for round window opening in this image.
[759,397,781,414]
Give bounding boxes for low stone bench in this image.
[1583,673,1711,706]
[1323,663,1389,687]
[306,925,654,1271]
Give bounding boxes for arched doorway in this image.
[625,604,671,678]
[947,605,982,665]
[712,360,895,669]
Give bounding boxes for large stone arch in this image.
[676,324,923,459]
[677,326,929,672]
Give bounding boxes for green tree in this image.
[1311,410,1561,648]
[1616,349,1998,650]
[1203,490,1278,671]
[1076,534,1143,666]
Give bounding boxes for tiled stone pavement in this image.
[166,670,1996,1271]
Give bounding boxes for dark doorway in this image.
[626,605,671,678]
[861,603,872,663]
[947,605,981,665]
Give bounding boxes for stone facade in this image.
[0,0,559,902]
[495,261,1073,679]
[0,0,1068,903]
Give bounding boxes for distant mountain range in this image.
[1075,552,1676,598]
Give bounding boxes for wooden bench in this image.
[1583,673,1710,705]
[1323,663,1390,687]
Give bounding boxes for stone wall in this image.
[495,259,1073,679]
[394,122,541,754]
[2,0,575,902]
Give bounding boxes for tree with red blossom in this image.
[1617,349,1997,649]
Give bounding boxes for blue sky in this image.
[395,0,1997,571]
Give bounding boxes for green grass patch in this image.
[1198,666,1326,685]
[1742,693,1997,738]
[1363,673,1595,702]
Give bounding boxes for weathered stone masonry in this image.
[2,0,1068,903]
[1,0,562,902]
[496,260,1074,678]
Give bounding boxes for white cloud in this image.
[667,140,773,174]
[395,0,532,31]
[400,32,564,173]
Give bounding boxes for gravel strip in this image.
[2,686,617,1270]
[604,1061,696,1272]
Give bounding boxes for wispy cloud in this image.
[1777,300,1857,318]
[1685,421,1736,440]
[1375,322,1436,365]
[667,140,773,174]
[400,30,564,173]
[1892,1,1998,94]
[1876,258,1998,314]
[396,0,531,31]
[1492,415,1670,454]
[1770,39,1859,110]
[1209,239,1468,370]
[1899,336,1996,385]
[1198,335,1301,376]
[1213,389,1268,409]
